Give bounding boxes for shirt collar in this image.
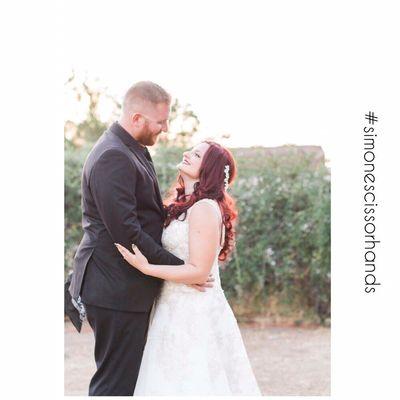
[109,121,147,154]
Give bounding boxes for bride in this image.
[115,140,261,396]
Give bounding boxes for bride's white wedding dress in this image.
[134,199,261,396]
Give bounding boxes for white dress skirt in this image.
[134,199,261,396]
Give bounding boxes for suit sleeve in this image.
[90,149,184,266]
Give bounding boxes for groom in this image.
[68,81,210,396]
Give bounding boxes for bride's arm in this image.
[115,202,220,285]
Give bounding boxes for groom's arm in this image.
[90,148,184,266]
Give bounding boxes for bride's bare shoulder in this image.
[188,199,220,225]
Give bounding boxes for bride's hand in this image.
[115,243,149,273]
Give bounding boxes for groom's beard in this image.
[140,123,162,146]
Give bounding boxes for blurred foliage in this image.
[227,149,330,324]
[64,76,331,324]
[64,139,90,276]
[158,98,200,148]
[64,72,121,145]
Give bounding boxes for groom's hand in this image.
[188,274,215,292]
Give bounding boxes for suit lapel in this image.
[142,150,166,215]
[108,123,166,217]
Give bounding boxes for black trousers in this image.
[84,304,151,396]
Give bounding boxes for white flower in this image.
[224,165,230,190]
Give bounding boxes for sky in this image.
[62,0,397,163]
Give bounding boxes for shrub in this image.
[226,148,330,323]
[64,140,91,277]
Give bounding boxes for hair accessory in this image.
[224,165,230,190]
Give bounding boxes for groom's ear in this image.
[131,113,141,125]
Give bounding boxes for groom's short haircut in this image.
[122,81,171,113]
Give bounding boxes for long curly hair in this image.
[164,141,238,261]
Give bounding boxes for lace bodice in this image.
[161,198,224,294]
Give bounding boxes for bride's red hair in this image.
[164,141,238,261]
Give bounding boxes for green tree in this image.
[64,72,121,146]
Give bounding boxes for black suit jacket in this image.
[68,122,184,312]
